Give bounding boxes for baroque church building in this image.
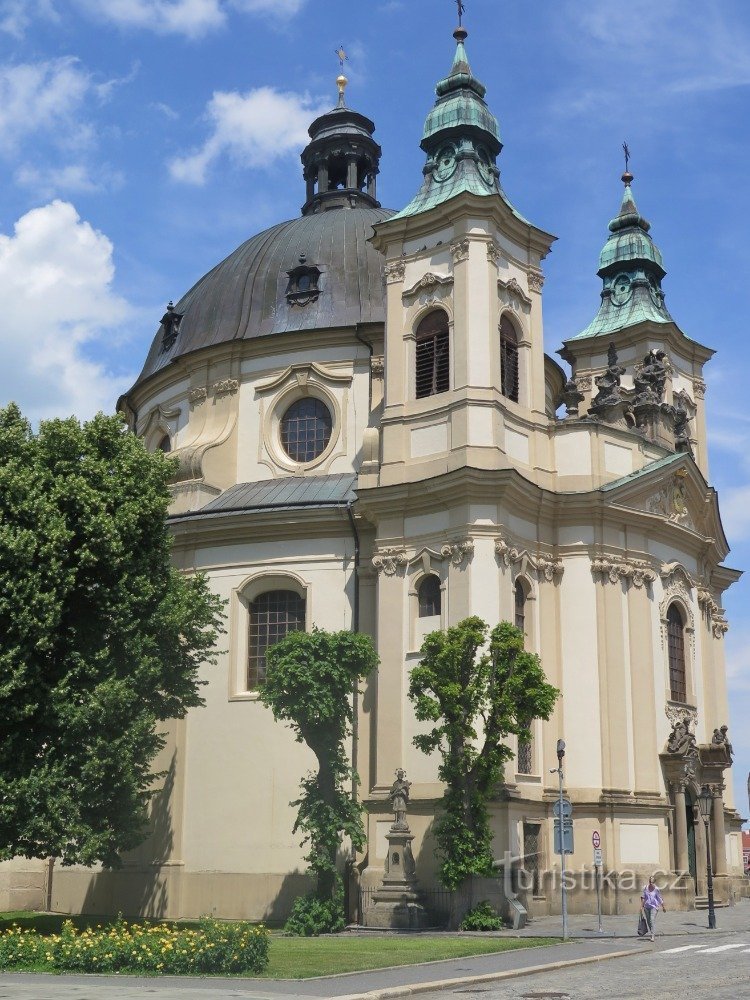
[9,25,744,919]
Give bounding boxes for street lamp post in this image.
[698,785,717,930]
[550,739,568,941]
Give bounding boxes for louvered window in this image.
[667,603,687,703]
[248,590,305,689]
[416,310,450,399]
[418,576,441,618]
[500,316,519,402]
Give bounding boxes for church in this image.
[12,20,744,920]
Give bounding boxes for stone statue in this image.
[712,725,733,758]
[666,715,697,757]
[389,768,411,830]
[589,343,628,420]
[634,349,669,402]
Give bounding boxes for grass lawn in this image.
[0,913,556,980]
[262,935,555,979]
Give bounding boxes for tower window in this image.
[416,310,450,399]
[418,575,441,618]
[515,579,526,635]
[248,590,306,689]
[667,603,687,703]
[500,316,519,403]
[281,398,332,463]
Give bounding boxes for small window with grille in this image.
[248,590,305,690]
[517,736,534,775]
[280,397,333,463]
[418,575,441,618]
[667,603,687,703]
[415,310,450,399]
[500,316,519,403]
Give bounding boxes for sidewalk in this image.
[513,896,750,939]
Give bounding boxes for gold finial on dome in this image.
[335,46,349,107]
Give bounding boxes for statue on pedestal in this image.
[389,768,411,830]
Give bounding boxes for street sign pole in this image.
[592,831,603,934]
[551,740,568,941]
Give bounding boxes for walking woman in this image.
[641,876,667,942]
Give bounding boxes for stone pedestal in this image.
[363,825,429,929]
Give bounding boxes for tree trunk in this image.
[316,755,339,903]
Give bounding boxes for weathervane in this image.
[622,141,633,183]
[335,45,348,70]
[456,0,466,26]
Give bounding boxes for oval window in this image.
[281,398,333,463]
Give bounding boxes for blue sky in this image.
[1,0,748,814]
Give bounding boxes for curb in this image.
[334,948,638,999]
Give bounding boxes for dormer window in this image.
[286,255,321,306]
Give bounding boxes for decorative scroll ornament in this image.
[450,238,471,264]
[591,555,656,588]
[498,276,532,308]
[486,240,503,265]
[188,387,208,405]
[384,260,406,283]
[576,375,593,391]
[440,538,475,567]
[711,616,729,639]
[536,555,564,582]
[402,272,453,298]
[213,378,239,396]
[693,377,707,400]
[494,534,521,567]
[372,547,408,576]
[527,269,545,293]
[371,356,385,378]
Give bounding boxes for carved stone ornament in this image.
[666,703,697,730]
[372,547,408,576]
[560,377,585,417]
[450,238,471,264]
[576,375,593,391]
[498,277,532,308]
[486,240,503,265]
[213,378,239,396]
[536,555,564,582]
[384,260,406,284]
[646,472,694,529]
[712,616,729,639]
[665,711,698,758]
[527,270,545,293]
[693,377,707,400]
[495,534,522,567]
[188,386,208,405]
[591,555,656,588]
[371,356,385,378]
[402,272,453,298]
[660,562,695,591]
[440,538,475,567]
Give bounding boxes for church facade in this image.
[7,26,744,919]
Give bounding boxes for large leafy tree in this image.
[0,404,224,868]
[408,617,558,891]
[259,628,378,932]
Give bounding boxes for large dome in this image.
[134,205,394,388]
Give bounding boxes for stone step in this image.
[695,897,730,909]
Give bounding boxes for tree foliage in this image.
[259,628,379,931]
[408,617,559,890]
[0,404,225,867]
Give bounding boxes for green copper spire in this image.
[390,25,510,221]
[571,169,674,340]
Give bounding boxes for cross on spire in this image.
[622,141,634,184]
[335,45,348,70]
[456,0,466,26]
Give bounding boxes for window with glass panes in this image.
[281,398,332,463]
[418,576,441,618]
[667,603,687,702]
[500,316,519,402]
[248,590,305,689]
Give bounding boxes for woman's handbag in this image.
[637,908,649,937]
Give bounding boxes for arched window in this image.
[418,576,441,618]
[667,603,687,702]
[515,579,526,634]
[416,310,450,399]
[248,590,306,689]
[158,434,171,453]
[500,316,519,403]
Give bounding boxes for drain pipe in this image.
[354,323,374,414]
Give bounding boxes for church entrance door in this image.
[685,791,697,885]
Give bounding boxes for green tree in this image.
[0,403,225,868]
[408,617,558,891]
[259,628,378,933]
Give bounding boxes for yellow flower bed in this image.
[0,917,269,975]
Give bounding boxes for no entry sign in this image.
[592,830,601,849]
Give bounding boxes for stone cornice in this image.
[591,554,656,588]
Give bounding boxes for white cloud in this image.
[719,485,750,543]
[0,0,56,37]
[0,58,91,151]
[14,164,125,197]
[73,0,224,38]
[169,86,328,185]
[231,0,306,13]
[0,201,134,421]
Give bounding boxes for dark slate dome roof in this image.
[132,205,394,389]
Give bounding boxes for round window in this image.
[281,398,333,463]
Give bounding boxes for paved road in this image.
[418,938,750,998]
